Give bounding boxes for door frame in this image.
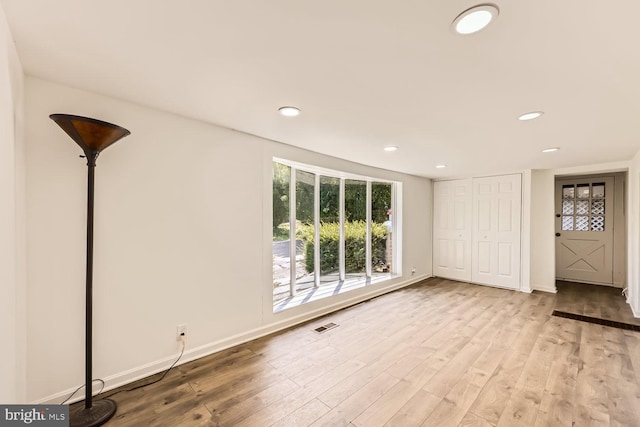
[554,172,626,288]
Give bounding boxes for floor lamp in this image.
[50,114,131,427]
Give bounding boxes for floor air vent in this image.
[552,310,640,332]
[313,322,338,334]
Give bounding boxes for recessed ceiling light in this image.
[452,4,499,35]
[542,147,559,153]
[384,146,398,152]
[435,164,447,169]
[518,111,544,121]
[278,106,301,117]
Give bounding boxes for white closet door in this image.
[472,174,521,289]
[433,179,472,281]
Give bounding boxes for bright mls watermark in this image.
[0,405,68,426]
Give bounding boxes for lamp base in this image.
[70,399,117,427]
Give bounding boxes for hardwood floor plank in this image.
[423,366,491,427]
[383,389,441,427]
[399,350,443,384]
[352,345,451,427]
[351,379,422,427]
[458,411,494,427]
[109,383,200,425]
[574,324,611,419]
[495,388,542,427]
[625,331,640,385]
[269,399,331,427]
[534,392,574,427]
[385,346,437,379]
[302,359,369,397]
[571,403,610,427]
[467,350,529,424]
[471,340,514,378]
[312,372,399,427]
[186,352,270,394]
[603,376,640,427]
[266,341,337,371]
[288,346,361,387]
[602,327,636,383]
[317,344,411,408]
[419,398,462,427]
[420,371,486,426]
[177,346,256,380]
[508,317,549,357]
[247,331,317,362]
[233,359,366,427]
[150,405,215,427]
[196,365,290,413]
[514,334,556,392]
[574,369,611,420]
[349,325,418,364]
[422,339,490,398]
[544,361,578,400]
[548,319,582,369]
[115,404,216,427]
[207,377,300,426]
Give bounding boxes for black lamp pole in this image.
[50,114,130,427]
[84,149,97,413]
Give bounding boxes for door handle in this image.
[555,232,561,237]
[555,214,561,218]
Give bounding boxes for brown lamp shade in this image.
[49,114,130,154]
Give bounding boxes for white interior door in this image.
[555,177,614,285]
[433,180,472,281]
[471,174,521,289]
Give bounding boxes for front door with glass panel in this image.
[555,177,614,284]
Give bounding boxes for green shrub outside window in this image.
[298,221,388,274]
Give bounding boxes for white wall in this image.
[0,4,26,403]
[628,152,640,316]
[24,77,432,403]
[529,169,556,292]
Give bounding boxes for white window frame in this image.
[273,158,399,305]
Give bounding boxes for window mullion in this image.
[314,174,320,287]
[339,178,345,281]
[391,183,396,274]
[366,181,372,278]
[289,167,297,296]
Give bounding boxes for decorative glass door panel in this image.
[561,182,606,232]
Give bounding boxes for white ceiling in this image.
[2,0,640,178]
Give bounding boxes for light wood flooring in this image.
[92,278,640,426]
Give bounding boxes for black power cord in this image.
[100,336,186,400]
[60,379,105,405]
[60,336,186,404]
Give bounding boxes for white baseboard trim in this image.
[36,274,431,405]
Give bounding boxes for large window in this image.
[272,159,398,310]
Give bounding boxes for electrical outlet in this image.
[176,324,187,341]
